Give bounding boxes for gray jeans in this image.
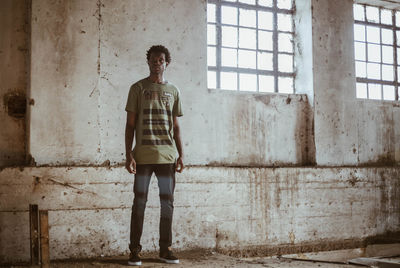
[129,164,176,253]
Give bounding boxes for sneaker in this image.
[128,245,142,266]
[159,249,179,264]
[128,252,142,266]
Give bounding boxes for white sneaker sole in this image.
[160,257,179,264]
[127,260,142,266]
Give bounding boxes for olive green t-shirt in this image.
[125,78,183,164]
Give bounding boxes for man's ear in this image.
[166,62,169,67]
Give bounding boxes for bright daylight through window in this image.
[354,4,400,101]
[207,0,295,93]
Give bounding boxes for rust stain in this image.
[47,178,98,195]
[3,91,26,118]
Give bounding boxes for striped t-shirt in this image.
[125,78,183,164]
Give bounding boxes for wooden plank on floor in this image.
[348,257,400,268]
[29,204,40,265]
[40,210,50,268]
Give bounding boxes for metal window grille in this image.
[354,3,400,101]
[207,0,295,93]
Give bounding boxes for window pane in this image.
[239,73,257,91]
[239,8,256,27]
[238,49,256,69]
[381,9,392,25]
[396,48,400,63]
[222,26,238,47]
[258,30,273,50]
[366,6,379,23]
[222,6,238,25]
[397,67,400,82]
[278,54,293,72]
[278,33,293,53]
[398,67,400,81]
[208,46,216,66]
[278,77,293,93]
[259,75,274,92]
[221,48,237,67]
[367,26,380,43]
[258,0,273,7]
[208,4,216,23]
[397,11,400,27]
[354,4,365,21]
[367,43,381,62]
[397,31,400,45]
[382,45,393,64]
[258,11,273,30]
[368,83,382,100]
[208,71,216,89]
[354,42,366,61]
[367,62,381,79]
[356,61,366,78]
[382,64,393,81]
[383,85,395,100]
[277,0,292,10]
[239,28,256,49]
[221,72,237,90]
[208,24,216,45]
[354,24,365,42]
[356,83,367,98]
[239,0,256,4]
[398,48,400,64]
[381,29,393,45]
[278,13,292,32]
[258,51,273,70]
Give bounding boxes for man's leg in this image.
[129,164,153,253]
[154,164,176,253]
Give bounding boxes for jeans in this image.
[129,164,176,253]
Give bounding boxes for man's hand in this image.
[175,156,184,173]
[126,153,136,174]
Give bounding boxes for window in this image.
[354,4,400,101]
[207,0,295,93]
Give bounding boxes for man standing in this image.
[125,45,184,266]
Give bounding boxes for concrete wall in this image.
[0,0,29,166]
[311,0,400,166]
[0,0,400,263]
[28,0,313,166]
[1,166,399,261]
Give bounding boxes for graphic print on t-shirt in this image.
[141,90,173,146]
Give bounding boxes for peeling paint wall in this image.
[311,0,400,165]
[28,0,313,166]
[1,0,400,264]
[0,0,29,166]
[0,167,399,261]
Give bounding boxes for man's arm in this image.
[125,111,137,174]
[173,116,184,173]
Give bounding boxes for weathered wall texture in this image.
[311,0,400,165]
[1,166,399,262]
[28,0,313,166]
[0,0,400,264]
[0,0,29,166]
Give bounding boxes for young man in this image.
[125,45,184,266]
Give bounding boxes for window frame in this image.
[207,0,295,93]
[354,3,400,101]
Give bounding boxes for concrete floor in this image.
[19,251,363,268]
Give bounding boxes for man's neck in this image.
[148,74,166,84]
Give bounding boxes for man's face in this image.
[148,52,168,75]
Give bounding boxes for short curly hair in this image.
[146,45,171,64]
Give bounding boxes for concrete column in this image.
[312,0,358,165]
[0,0,29,166]
[29,0,101,165]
